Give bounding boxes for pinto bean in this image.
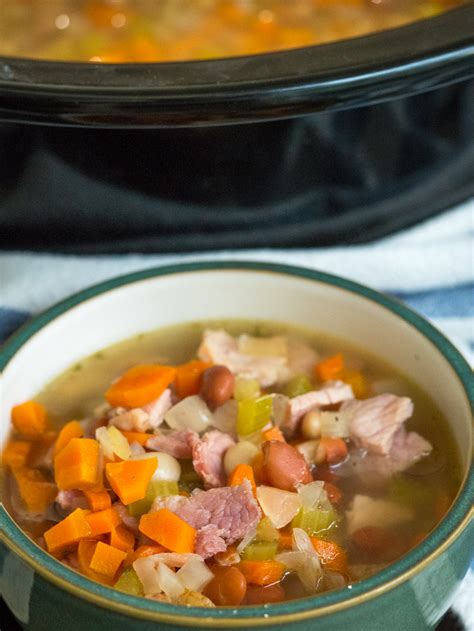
[200,365,235,410]
[204,565,247,606]
[262,440,313,491]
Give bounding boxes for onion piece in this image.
[276,528,323,593]
[236,527,258,554]
[296,481,327,509]
[256,486,302,529]
[238,335,288,358]
[157,562,185,601]
[212,400,238,435]
[165,395,214,433]
[270,394,290,427]
[132,451,180,482]
[96,425,131,461]
[133,557,162,596]
[320,411,350,438]
[176,558,214,593]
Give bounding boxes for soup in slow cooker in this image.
[0,0,467,63]
[2,320,460,606]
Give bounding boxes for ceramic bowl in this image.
[0,262,472,631]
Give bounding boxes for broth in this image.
[2,319,461,606]
[0,0,466,63]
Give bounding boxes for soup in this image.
[2,320,460,607]
[0,0,466,63]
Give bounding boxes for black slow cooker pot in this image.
[0,4,473,253]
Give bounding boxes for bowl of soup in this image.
[0,261,472,630]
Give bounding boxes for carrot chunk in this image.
[262,426,285,443]
[54,420,83,456]
[109,525,135,553]
[310,537,348,575]
[139,509,196,553]
[89,541,127,578]
[11,467,57,514]
[319,437,348,464]
[84,490,112,512]
[228,464,256,495]
[105,364,177,408]
[175,360,212,399]
[124,544,168,566]
[341,369,367,399]
[86,507,121,537]
[54,438,101,491]
[121,431,151,446]
[278,533,293,550]
[2,440,32,469]
[78,539,114,585]
[237,560,285,586]
[11,401,47,437]
[105,457,157,505]
[44,508,92,555]
[315,353,344,382]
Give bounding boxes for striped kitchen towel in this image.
[0,200,473,627]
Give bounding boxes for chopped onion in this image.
[176,558,214,593]
[132,451,180,483]
[296,481,327,509]
[223,441,260,477]
[270,394,289,427]
[129,442,146,456]
[256,486,302,529]
[157,562,185,601]
[212,400,238,434]
[165,395,214,433]
[296,440,325,466]
[96,425,131,461]
[236,527,257,554]
[320,411,350,438]
[133,557,162,596]
[238,335,288,358]
[276,528,323,593]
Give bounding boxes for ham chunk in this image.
[55,490,88,517]
[284,381,354,435]
[190,430,235,488]
[346,494,413,535]
[146,429,198,459]
[108,389,173,432]
[343,394,413,455]
[151,481,261,559]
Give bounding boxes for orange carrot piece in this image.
[310,537,348,575]
[54,438,101,491]
[105,364,177,408]
[78,539,114,585]
[228,463,256,495]
[11,401,47,437]
[84,490,112,512]
[54,420,83,456]
[319,437,348,464]
[11,466,57,514]
[124,544,168,566]
[109,524,135,552]
[86,507,121,537]
[2,440,32,469]
[278,533,293,550]
[121,431,151,446]
[262,426,285,443]
[341,369,367,399]
[237,560,285,586]
[44,508,92,555]
[315,353,344,382]
[324,482,343,505]
[251,452,267,485]
[175,360,212,399]
[89,541,127,578]
[139,508,196,553]
[105,457,157,505]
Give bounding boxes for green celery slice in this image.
[127,479,179,516]
[237,396,273,436]
[114,568,144,596]
[256,517,279,542]
[234,377,261,402]
[291,507,339,535]
[241,541,278,561]
[284,375,313,398]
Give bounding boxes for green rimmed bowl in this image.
[0,261,473,630]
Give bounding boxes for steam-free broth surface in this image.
[2,320,460,606]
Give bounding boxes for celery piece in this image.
[256,517,279,542]
[237,396,273,436]
[114,568,144,596]
[127,495,152,517]
[234,377,261,402]
[291,507,339,535]
[241,541,278,561]
[179,459,201,483]
[389,476,434,513]
[127,480,179,516]
[284,375,313,398]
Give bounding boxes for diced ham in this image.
[284,381,354,435]
[114,502,139,533]
[146,429,198,459]
[386,427,432,470]
[345,494,413,535]
[150,481,261,559]
[343,394,413,455]
[108,389,173,432]
[55,490,88,517]
[190,430,235,489]
[198,330,286,387]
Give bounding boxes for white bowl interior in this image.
[0,270,471,471]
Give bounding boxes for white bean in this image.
[296,440,326,466]
[301,410,322,439]
[223,441,260,477]
[133,451,181,482]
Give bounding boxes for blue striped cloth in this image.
[0,201,472,626]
